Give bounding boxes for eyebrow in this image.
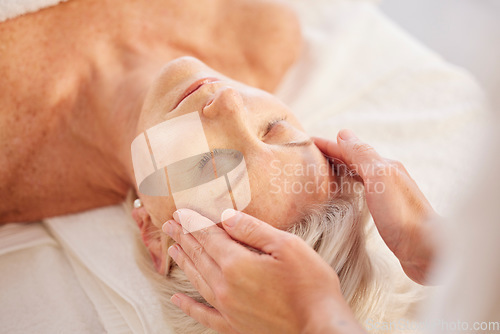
[260,116,314,147]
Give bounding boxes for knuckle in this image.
[170,224,182,242]
[181,302,192,317]
[174,249,186,269]
[189,243,205,263]
[239,216,262,240]
[386,159,404,169]
[277,234,301,249]
[365,159,393,180]
[220,256,238,276]
[195,228,210,244]
[392,160,408,175]
[203,287,216,305]
[214,285,231,307]
[184,308,192,318]
[376,159,404,179]
[190,271,205,291]
[352,142,375,155]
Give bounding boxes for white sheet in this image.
[277,0,488,215]
[0,0,489,333]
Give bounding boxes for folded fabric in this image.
[0,222,105,333]
[45,205,173,334]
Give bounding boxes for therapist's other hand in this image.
[162,209,366,334]
[314,130,439,285]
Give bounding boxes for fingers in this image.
[315,130,386,181]
[167,243,216,305]
[312,136,341,160]
[336,129,386,180]
[163,219,223,289]
[169,209,249,264]
[174,209,216,233]
[220,209,294,256]
[171,293,238,334]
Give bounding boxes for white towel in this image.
[44,205,173,334]
[0,0,67,22]
[0,223,105,333]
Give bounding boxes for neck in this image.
[75,0,221,189]
[0,0,301,222]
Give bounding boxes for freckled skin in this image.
[0,0,302,223]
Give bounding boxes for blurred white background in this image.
[379,0,500,110]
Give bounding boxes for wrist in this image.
[397,213,441,285]
[301,295,366,334]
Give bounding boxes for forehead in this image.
[244,159,332,228]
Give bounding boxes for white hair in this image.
[130,169,424,334]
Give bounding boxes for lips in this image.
[174,77,221,110]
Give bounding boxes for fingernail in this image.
[339,129,357,141]
[168,245,179,260]
[171,294,181,307]
[221,208,238,226]
[162,220,174,235]
[173,210,181,223]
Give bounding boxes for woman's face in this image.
[136,57,335,230]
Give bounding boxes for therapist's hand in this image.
[314,130,439,285]
[162,209,366,334]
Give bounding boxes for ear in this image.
[132,206,169,274]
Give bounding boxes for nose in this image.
[201,86,260,153]
[202,86,246,120]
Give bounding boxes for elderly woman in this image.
[0,0,301,222]
[0,0,428,333]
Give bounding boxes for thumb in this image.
[312,136,341,159]
[220,209,290,254]
[337,129,384,180]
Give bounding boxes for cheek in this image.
[243,164,334,228]
[141,195,177,226]
[241,172,308,229]
[242,198,298,229]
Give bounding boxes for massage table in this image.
[0,0,489,332]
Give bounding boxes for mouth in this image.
[173,77,221,110]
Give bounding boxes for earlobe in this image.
[132,206,148,230]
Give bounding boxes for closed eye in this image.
[261,116,312,147]
[262,116,286,138]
